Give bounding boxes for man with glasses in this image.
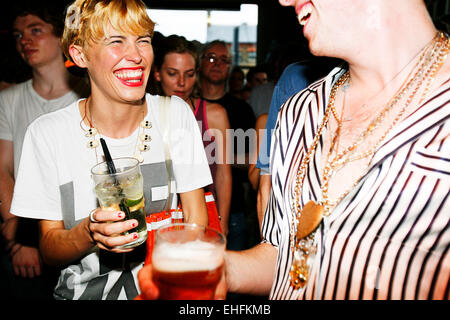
[199,40,257,251]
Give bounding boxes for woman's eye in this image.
[31,28,42,35]
[106,37,123,45]
[13,32,22,41]
[139,38,151,44]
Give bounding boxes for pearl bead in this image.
[87,139,99,148]
[85,127,98,137]
[140,120,152,129]
[140,133,151,142]
[139,143,150,152]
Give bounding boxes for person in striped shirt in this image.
[138,0,449,300]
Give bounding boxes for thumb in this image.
[137,264,160,300]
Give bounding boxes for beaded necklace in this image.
[80,97,152,163]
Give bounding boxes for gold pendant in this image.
[289,232,318,289]
[290,200,323,289]
[296,200,324,239]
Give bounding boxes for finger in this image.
[13,264,20,277]
[20,265,27,278]
[100,219,139,237]
[89,210,136,235]
[215,270,227,300]
[27,266,35,278]
[137,265,160,300]
[90,209,126,224]
[94,232,139,251]
[34,263,42,277]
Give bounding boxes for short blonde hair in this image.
[62,0,155,62]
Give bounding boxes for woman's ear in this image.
[153,68,161,82]
[68,44,88,68]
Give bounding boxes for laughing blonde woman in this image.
[10,0,211,300]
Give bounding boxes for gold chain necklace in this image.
[80,97,152,163]
[327,33,435,157]
[323,32,449,212]
[289,32,450,289]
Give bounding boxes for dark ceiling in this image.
[2,0,448,29]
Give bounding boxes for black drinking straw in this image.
[99,138,131,219]
[100,138,117,175]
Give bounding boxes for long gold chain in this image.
[289,31,449,255]
[322,32,450,213]
[289,72,350,254]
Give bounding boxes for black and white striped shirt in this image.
[262,67,449,300]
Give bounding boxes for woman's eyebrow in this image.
[107,35,126,40]
[13,22,45,33]
[137,34,152,39]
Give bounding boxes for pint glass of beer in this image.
[152,223,226,300]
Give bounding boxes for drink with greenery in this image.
[92,157,147,249]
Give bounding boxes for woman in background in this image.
[151,35,232,235]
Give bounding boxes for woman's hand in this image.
[88,208,139,253]
[11,245,42,278]
[136,264,160,300]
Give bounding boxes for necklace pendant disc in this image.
[296,200,324,239]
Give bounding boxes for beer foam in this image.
[152,239,224,272]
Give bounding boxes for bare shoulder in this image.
[205,101,227,117]
[255,113,268,130]
[205,101,230,129]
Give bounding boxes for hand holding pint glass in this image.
[91,157,147,251]
[150,223,226,300]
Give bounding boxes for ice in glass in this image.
[91,157,147,249]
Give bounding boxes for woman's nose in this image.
[125,44,143,63]
[19,33,31,45]
[178,75,185,87]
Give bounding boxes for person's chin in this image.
[173,92,187,100]
[120,91,147,104]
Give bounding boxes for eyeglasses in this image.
[202,53,231,65]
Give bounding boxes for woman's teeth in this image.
[298,6,312,26]
[114,70,143,81]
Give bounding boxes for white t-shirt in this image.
[0,79,88,176]
[11,94,212,300]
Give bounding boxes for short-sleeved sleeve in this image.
[0,92,13,141]
[260,122,282,247]
[10,120,62,220]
